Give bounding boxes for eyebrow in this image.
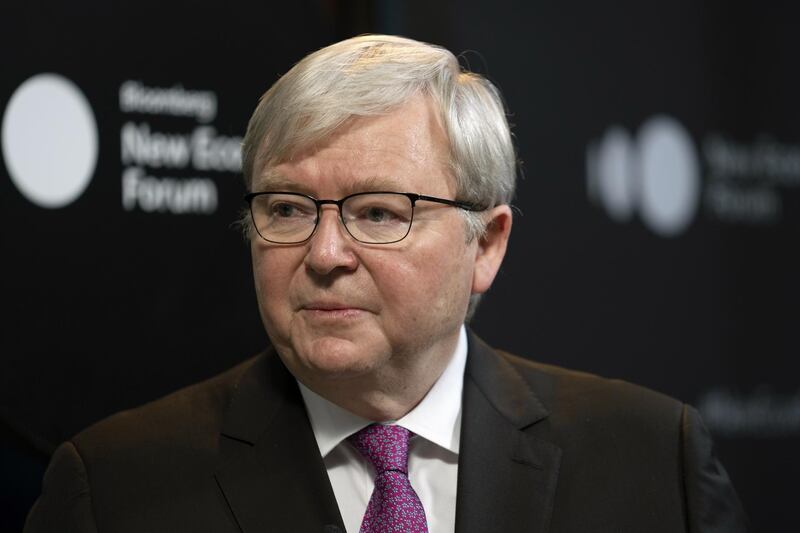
[252,170,297,192]
[252,172,409,196]
[348,175,407,193]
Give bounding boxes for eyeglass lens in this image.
[250,193,414,244]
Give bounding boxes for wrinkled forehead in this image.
[251,100,456,196]
[248,93,455,189]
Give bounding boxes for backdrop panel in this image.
[2,1,797,532]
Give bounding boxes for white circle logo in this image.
[637,116,700,237]
[2,73,98,208]
[596,126,635,222]
[588,114,700,237]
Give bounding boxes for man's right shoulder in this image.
[25,352,283,533]
[71,352,265,457]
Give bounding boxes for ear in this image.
[471,205,513,294]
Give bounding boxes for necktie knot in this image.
[347,424,410,475]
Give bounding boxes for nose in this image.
[304,206,358,275]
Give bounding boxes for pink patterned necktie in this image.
[348,424,429,533]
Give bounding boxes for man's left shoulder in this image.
[496,348,685,430]
[490,348,749,532]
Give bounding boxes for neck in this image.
[299,334,460,421]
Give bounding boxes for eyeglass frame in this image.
[243,190,487,245]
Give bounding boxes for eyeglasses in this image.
[244,191,486,244]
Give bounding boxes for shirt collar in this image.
[298,325,468,457]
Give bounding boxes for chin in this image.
[297,335,384,379]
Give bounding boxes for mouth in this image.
[301,302,368,319]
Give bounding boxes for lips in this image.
[301,303,366,321]
[303,301,357,311]
[299,299,371,318]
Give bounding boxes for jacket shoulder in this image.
[496,349,685,430]
[492,349,748,532]
[30,354,271,531]
[72,354,261,457]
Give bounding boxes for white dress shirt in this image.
[298,326,468,533]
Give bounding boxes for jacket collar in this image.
[455,331,562,533]
[215,351,346,533]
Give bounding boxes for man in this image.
[25,35,746,533]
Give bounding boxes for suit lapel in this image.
[455,333,562,533]
[214,351,345,533]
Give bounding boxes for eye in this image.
[364,206,396,223]
[266,199,315,219]
[271,202,298,217]
[357,203,407,224]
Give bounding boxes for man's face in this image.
[250,95,489,392]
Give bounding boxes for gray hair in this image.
[241,34,518,319]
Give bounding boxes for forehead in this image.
[252,95,455,196]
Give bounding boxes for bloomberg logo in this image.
[586,115,701,237]
[2,74,242,214]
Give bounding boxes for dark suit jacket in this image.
[25,333,747,532]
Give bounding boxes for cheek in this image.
[372,242,474,322]
[251,247,296,319]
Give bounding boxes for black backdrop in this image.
[2,1,797,531]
